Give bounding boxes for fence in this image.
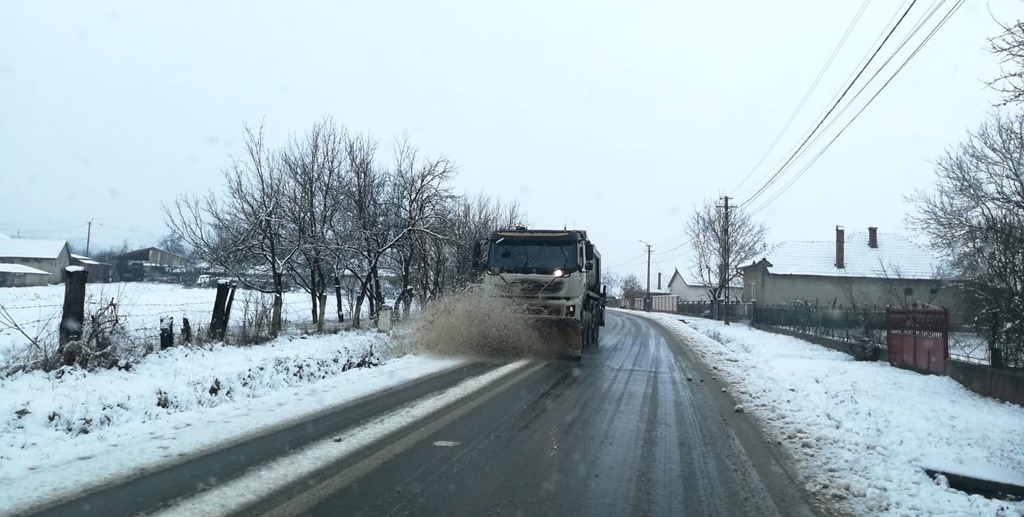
[678,301,752,321]
[751,304,887,346]
[885,306,948,375]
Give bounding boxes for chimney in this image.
[868,227,878,249]
[835,226,845,269]
[657,272,662,290]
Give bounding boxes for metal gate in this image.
[885,307,949,375]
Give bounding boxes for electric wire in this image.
[776,0,947,175]
[732,0,872,196]
[747,0,965,216]
[740,0,920,208]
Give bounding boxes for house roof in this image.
[751,231,940,280]
[111,247,189,263]
[71,254,105,266]
[0,263,51,275]
[0,239,68,260]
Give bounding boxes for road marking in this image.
[153,359,536,517]
[433,441,461,447]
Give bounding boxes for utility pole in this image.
[719,196,732,325]
[640,240,652,312]
[85,219,93,256]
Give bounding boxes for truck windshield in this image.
[489,239,578,272]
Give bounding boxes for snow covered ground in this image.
[0,326,466,514]
[633,311,1024,516]
[0,282,370,370]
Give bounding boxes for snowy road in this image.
[236,311,814,517]
[21,311,815,516]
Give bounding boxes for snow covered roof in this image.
[0,264,50,275]
[753,231,940,280]
[70,254,104,266]
[0,239,68,259]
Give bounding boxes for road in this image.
[25,311,814,517]
[241,311,814,517]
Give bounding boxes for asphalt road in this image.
[22,363,499,517]
[248,311,815,517]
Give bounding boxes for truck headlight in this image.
[566,305,576,317]
[553,269,564,277]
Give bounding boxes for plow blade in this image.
[527,316,583,358]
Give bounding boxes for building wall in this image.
[148,248,189,268]
[743,266,960,310]
[0,272,50,287]
[651,295,678,312]
[670,281,741,302]
[0,247,70,284]
[670,282,709,302]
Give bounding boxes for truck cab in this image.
[473,228,605,356]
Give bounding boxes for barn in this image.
[0,238,71,286]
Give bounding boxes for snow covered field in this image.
[0,326,465,513]
[0,282,358,369]
[635,311,1024,516]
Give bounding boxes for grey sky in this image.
[0,1,1016,283]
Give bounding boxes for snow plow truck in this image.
[473,227,606,359]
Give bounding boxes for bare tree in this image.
[385,136,456,319]
[90,240,134,264]
[908,111,1024,367]
[988,13,1024,106]
[157,231,191,258]
[685,198,767,323]
[619,274,645,304]
[165,124,296,336]
[330,132,387,328]
[281,118,348,331]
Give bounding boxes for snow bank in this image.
[635,312,1024,516]
[0,328,465,513]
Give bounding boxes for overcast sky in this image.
[0,1,1016,283]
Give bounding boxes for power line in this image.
[748,0,965,216]
[778,0,947,174]
[653,236,694,256]
[740,0,920,208]
[605,252,647,270]
[733,0,871,196]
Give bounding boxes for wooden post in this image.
[209,281,229,340]
[222,283,237,338]
[181,317,192,343]
[59,266,88,364]
[160,316,174,349]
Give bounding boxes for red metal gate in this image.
[885,307,949,375]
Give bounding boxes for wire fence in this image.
[747,304,1010,368]
[677,301,752,321]
[750,304,887,346]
